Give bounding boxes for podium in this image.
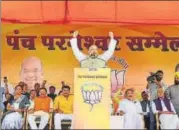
[73,68,111,129]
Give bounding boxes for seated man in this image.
[54,85,73,129]
[154,88,179,129]
[28,88,53,129]
[117,88,144,129]
[28,90,36,109]
[140,91,157,130]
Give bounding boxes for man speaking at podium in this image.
[71,31,117,129]
[70,31,117,68]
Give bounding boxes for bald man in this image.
[70,31,117,68]
[20,57,43,90]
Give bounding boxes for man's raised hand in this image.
[109,32,114,39]
[73,31,79,38]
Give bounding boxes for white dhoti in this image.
[123,113,143,129]
[27,111,49,129]
[110,116,124,129]
[2,112,23,129]
[118,99,144,129]
[136,114,144,129]
[54,113,72,129]
[160,114,179,129]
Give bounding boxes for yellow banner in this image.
[73,68,111,129]
[2,23,179,110]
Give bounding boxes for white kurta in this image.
[1,82,14,102]
[70,38,117,62]
[117,99,144,129]
[159,99,179,129]
[110,99,124,129]
[28,99,53,129]
[134,101,145,129]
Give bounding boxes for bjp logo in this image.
[81,83,103,111]
[111,70,126,98]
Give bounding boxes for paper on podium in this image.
[73,68,111,129]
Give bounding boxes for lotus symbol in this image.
[81,83,103,111]
[111,70,126,97]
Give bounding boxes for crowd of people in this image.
[1,70,179,129]
[112,70,179,129]
[0,79,73,129]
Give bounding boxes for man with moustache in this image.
[20,57,43,90]
[165,72,179,117]
[28,88,53,129]
[117,88,144,129]
[54,85,73,129]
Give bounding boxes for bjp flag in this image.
[73,68,111,129]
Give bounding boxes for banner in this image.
[2,24,179,108]
[73,68,111,129]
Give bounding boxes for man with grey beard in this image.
[165,72,179,117]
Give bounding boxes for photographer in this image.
[146,70,167,100]
[146,70,167,130]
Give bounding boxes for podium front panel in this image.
[73,68,111,129]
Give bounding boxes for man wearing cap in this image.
[165,72,179,117]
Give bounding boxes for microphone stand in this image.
[23,105,30,129]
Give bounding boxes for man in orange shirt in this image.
[54,85,73,129]
[28,88,53,129]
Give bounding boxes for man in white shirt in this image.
[70,31,117,68]
[139,91,157,130]
[117,88,144,129]
[1,77,14,103]
[154,88,179,129]
[29,90,36,108]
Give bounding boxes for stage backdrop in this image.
[2,23,179,107]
